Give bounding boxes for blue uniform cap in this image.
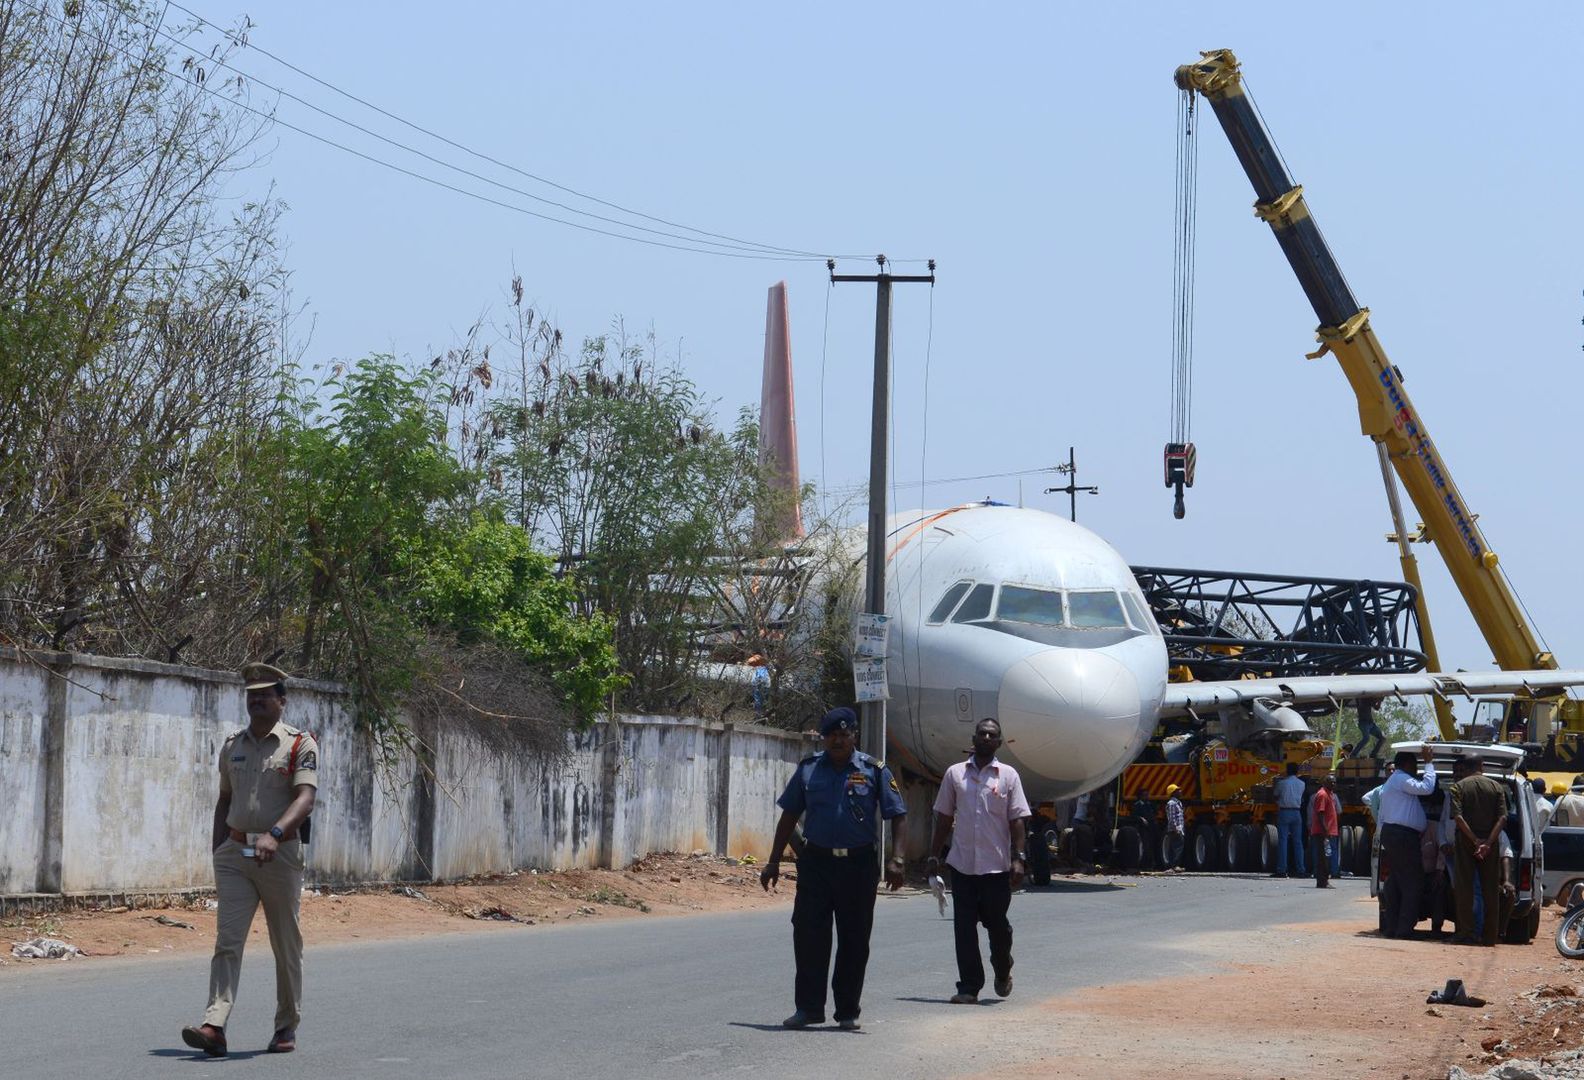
[819,707,859,736]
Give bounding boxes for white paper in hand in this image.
[929,873,947,916]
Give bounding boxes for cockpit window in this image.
[951,583,995,623]
[1067,589,1127,629]
[996,585,1066,626]
[928,581,972,624]
[1121,591,1157,635]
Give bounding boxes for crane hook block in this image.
[1164,442,1197,488]
[1165,442,1196,519]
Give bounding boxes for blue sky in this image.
[181,1,1584,675]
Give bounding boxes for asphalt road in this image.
[1,873,1362,1079]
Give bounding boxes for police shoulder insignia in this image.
[297,750,318,772]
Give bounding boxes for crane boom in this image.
[1175,50,1557,699]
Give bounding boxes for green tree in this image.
[478,319,758,711]
[1317,699,1436,754]
[0,0,287,662]
[255,357,619,744]
[407,516,623,720]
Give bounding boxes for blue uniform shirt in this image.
[777,749,907,848]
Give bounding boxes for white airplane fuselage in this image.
[874,504,1167,801]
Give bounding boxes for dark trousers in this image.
[1310,834,1332,887]
[791,848,879,1021]
[1380,824,1426,937]
[950,868,1013,996]
[1275,808,1306,875]
[1453,836,1503,945]
[1428,866,1450,933]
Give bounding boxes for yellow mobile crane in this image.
[1175,49,1580,767]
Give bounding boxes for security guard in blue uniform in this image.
[760,706,907,1030]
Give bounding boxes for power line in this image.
[23,0,827,262]
[121,5,831,259]
[161,0,932,264]
[826,464,1064,495]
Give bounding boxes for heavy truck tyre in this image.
[1257,824,1279,874]
[1339,826,1356,871]
[1190,823,1221,872]
[1138,824,1161,871]
[1027,823,1053,887]
[1112,825,1144,870]
[1157,828,1181,870]
[1070,824,1096,865]
[1234,824,1263,872]
[1350,826,1372,877]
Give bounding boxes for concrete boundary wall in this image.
[0,649,817,898]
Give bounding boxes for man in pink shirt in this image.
[928,718,1032,1004]
[1309,774,1340,889]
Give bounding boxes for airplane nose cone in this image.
[998,650,1147,797]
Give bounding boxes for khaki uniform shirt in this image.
[1451,773,1508,837]
[220,721,320,834]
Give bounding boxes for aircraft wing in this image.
[1159,669,1584,718]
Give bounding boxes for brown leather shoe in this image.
[267,1027,296,1053]
[181,1024,227,1057]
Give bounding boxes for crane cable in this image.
[1166,87,1199,518]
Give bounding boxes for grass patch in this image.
[584,887,650,913]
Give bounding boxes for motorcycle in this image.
[1558,883,1584,959]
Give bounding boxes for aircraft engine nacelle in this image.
[1215,697,1315,760]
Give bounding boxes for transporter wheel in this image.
[1138,824,1161,871]
[1256,823,1279,874]
[1558,904,1584,959]
[1236,824,1262,872]
[1071,824,1096,865]
[1025,820,1054,887]
[1350,826,1372,877]
[1339,825,1356,871]
[1112,825,1144,871]
[1219,824,1244,872]
[1157,828,1180,870]
[1190,823,1221,872]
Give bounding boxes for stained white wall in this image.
[0,649,826,896]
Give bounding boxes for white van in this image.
[1370,741,1543,944]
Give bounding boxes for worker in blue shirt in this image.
[760,706,907,1031]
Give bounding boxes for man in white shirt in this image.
[1554,783,1584,827]
[929,718,1032,1006]
[1378,746,1437,939]
[1531,779,1555,832]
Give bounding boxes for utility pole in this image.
[829,255,934,860]
[1044,446,1099,522]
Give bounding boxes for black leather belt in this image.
[803,843,875,858]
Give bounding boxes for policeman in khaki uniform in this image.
[760,706,907,1031]
[182,663,320,1057]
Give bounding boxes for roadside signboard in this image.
[853,657,889,702]
[853,612,890,658]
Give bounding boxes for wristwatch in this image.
[269,826,285,841]
[1011,851,1026,861]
